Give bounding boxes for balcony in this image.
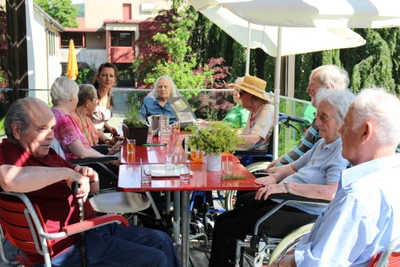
[110,47,135,63]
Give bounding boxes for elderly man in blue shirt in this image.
[269,88,400,267]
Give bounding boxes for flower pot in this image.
[206,153,222,171]
[122,122,149,145]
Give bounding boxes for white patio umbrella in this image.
[212,0,400,29]
[190,0,400,159]
[191,0,366,73]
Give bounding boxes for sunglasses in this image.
[239,90,248,97]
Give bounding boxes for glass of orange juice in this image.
[190,149,203,163]
[126,139,136,155]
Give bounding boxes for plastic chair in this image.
[369,237,400,267]
[50,140,159,225]
[89,192,151,225]
[0,191,129,267]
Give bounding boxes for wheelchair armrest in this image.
[253,193,329,235]
[91,144,110,154]
[271,193,330,204]
[69,156,118,165]
[62,214,129,235]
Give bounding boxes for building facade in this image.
[59,0,172,87]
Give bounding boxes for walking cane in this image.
[72,182,87,267]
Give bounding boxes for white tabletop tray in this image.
[144,164,190,177]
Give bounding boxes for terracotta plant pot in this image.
[122,122,149,145]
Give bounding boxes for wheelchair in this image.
[234,194,329,267]
[223,113,307,211]
[186,114,306,245]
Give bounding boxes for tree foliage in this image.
[188,7,400,99]
[0,5,7,88]
[34,0,79,28]
[132,7,232,101]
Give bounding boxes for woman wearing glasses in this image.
[209,89,355,267]
[70,84,121,153]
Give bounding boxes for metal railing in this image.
[0,88,311,155]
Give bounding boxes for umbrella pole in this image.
[273,27,282,160]
[245,22,251,75]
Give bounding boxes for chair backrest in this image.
[0,192,54,260]
[369,237,400,267]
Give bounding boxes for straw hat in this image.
[229,76,272,102]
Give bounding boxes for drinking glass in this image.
[190,149,203,163]
[165,153,174,171]
[173,122,180,134]
[221,158,233,175]
[180,163,191,183]
[141,165,152,185]
[126,139,136,155]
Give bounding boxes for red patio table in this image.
[118,133,260,267]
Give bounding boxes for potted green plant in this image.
[122,95,149,145]
[187,122,245,171]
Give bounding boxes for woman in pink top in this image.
[50,77,107,161]
[70,84,100,146]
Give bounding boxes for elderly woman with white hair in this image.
[209,88,355,267]
[50,77,106,161]
[139,75,182,124]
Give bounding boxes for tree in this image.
[144,8,214,95]
[133,8,229,96]
[34,0,79,28]
[0,5,7,88]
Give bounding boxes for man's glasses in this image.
[92,98,99,104]
[314,112,333,123]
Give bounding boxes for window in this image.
[47,30,57,56]
[111,31,132,47]
[123,4,132,20]
[114,63,134,87]
[61,32,84,48]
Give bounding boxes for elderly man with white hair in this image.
[268,64,350,169]
[270,88,400,267]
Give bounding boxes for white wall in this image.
[85,0,172,28]
[26,0,62,104]
[60,48,108,70]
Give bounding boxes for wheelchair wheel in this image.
[246,161,271,178]
[267,223,314,265]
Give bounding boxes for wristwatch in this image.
[284,181,291,194]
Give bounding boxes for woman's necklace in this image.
[75,110,91,142]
